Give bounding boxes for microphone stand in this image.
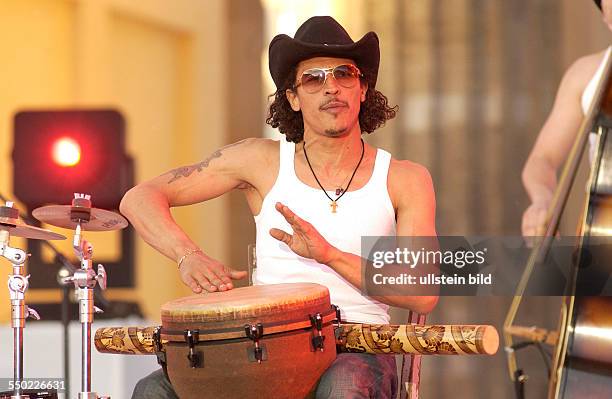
[56,255,74,399]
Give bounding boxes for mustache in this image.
[320,98,348,110]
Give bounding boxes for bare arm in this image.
[270,161,438,314]
[120,139,263,293]
[327,162,438,313]
[521,53,601,236]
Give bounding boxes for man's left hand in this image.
[269,202,337,265]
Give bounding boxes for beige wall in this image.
[0,0,231,322]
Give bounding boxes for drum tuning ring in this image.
[183,329,200,368]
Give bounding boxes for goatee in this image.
[324,128,347,137]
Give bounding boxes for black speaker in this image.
[11,109,136,289]
[13,109,131,210]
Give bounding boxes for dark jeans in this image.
[132,353,397,399]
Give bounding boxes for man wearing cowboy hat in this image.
[123,16,437,398]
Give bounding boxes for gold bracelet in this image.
[177,248,202,269]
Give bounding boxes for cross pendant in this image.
[330,201,338,213]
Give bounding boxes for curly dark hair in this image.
[265,66,398,143]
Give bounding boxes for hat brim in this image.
[269,31,380,89]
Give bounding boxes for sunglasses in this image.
[293,64,363,93]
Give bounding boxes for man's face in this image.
[286,57,367,138]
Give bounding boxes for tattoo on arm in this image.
[166,140,247,184]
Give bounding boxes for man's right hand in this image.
[178,251,247,293]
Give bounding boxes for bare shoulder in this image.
[387,157,436,235]
[220,137,277,158]
[204,137,278,169]
[564,49,608,92]
[240,137,279,150]
[389,158,433,187]
[236,137,279,169]
[213,137,279,180]
[387,158,434,205]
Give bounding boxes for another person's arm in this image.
[521,53,601,236]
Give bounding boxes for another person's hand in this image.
[270,202,337,264]
[178,251,247,293]
[521,201,549,238]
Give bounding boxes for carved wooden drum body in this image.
[160,283,337,399]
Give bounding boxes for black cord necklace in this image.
[303,138,365,213]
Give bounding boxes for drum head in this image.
[161,283,332,338]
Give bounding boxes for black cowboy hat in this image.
[269,16,380,90]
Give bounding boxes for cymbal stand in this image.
[0,202,40,399]
[60,194,108,399]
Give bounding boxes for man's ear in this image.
[360,81,368,102]
[286,89,301,111]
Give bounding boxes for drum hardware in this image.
[184,330,201,368]
[33,193,128,399]
[1,201,65,399]
[309,313,325,351]
[153,327,168,374]
[332,304,342,324]
[244,323,266,363]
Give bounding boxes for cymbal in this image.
[32,205,129,231]
[0,217,66,240]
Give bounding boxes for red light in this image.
[51,137,81,167]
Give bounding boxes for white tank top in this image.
[581,46,611,160]
[254,139,396,324]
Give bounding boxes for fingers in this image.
[522,219,537,238]
[183,274,203,294]
[228,269,248,280]
[180,254,247,293]
[192,271,218,293]
[270,227,292,245]
[522,204,550,249]
[522,205,548,238]
[202,270,224,292]
[275,202,305,230]
[201,266,240,292]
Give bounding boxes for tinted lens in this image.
[300,69,326,93]
[332,65,360,88]
[297,65,361,93]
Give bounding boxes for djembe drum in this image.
[159,283,335,398]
